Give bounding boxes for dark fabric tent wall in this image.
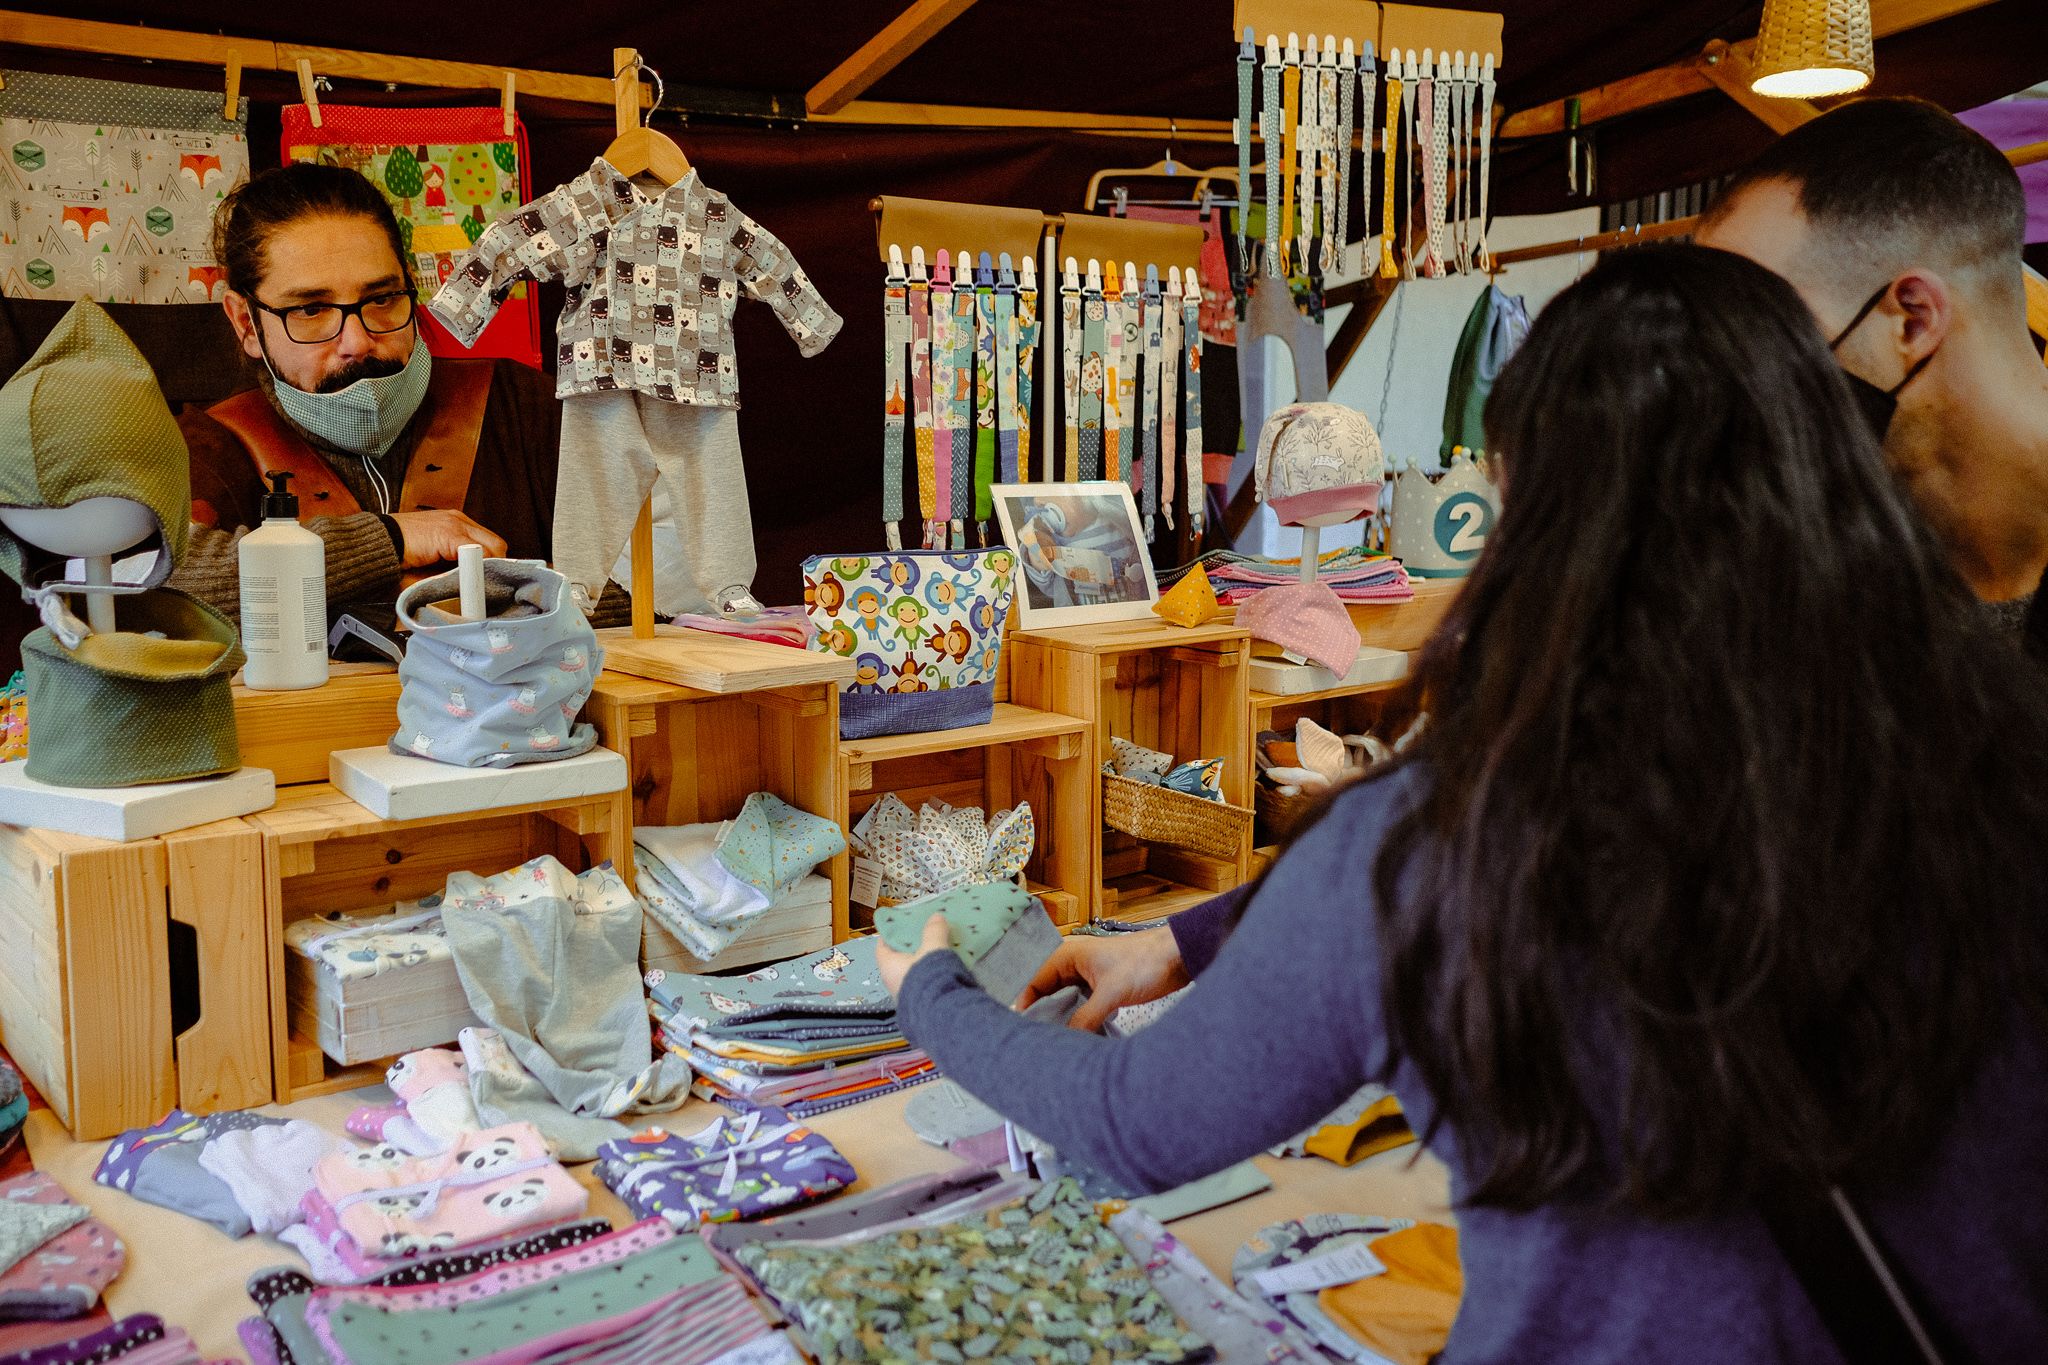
[0,2,2040,674]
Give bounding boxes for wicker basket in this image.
[1103,773,1252,861]
[1255,781,1318,843]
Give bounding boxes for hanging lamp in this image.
[1750,0,1875,98]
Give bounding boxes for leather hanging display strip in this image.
[908,253,937,546]
[1182,281,1204,532]
[1061,259,1082,480]
[1379,65,1403,279]
[882,249,911,549]
[1140,266,1164,540]
[1103,262,1125,482]
[1263,37,1284,279]
[929,250,958,548]
[1159,269,1183,528]
[1079,261,1105,481]
[973,252,999,536]
[1017,257,1040,482]
[994,255,1020,487]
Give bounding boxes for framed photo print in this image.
[991,481,1160,629]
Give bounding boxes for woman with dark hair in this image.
[878,244,2048,1363]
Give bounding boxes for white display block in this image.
[0,762,276,842]
[1250,645,1410,696]
[330,745,627,822]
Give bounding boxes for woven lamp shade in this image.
[1751,0,1874,97]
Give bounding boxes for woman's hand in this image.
[877,913,955,998]
[1017,930,1189,1032]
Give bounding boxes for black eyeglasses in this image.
[252,290,415,345]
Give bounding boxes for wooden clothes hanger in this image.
[604,55,691,187]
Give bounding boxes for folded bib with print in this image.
[802,549,1016,740]
[595,1108,854,1228]
[849,794,1033,903]
[390,559,602,768]
[874,881,1060,1006]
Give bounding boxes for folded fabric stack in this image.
[1233,1215,1462,1365]
[648,937,936,1119]
[0,1314,217,1365]
[1107,736,1227,802]
[242,1218,797,1365]
[715,1174,1212,1365]
[0,1173,122,1325]
[848,794,1033,905]
[284,1121,587,1283]
[94,1109,298,1239]
[284,899,483,1067]
[670,608,817,650]
[1163,547,1413,605]
[635,792,845,972]
[1256,715,1382,801]
[595,1108,855,1229]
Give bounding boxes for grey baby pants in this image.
[554,391,757,616]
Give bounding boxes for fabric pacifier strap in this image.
[1017,278,1039,482]
[1141,271,1164,538]
[1477,61,1497,271]
[1159,280,1181,528]
[1079,275,1105,481]
[1102,265,1125,482]
[1379,70,1402,278]
[908,273,937,543]
[1061,273,1082,480]
[995,261,1019,485]
[1281,53,1300,275]
[1236,29,1256,294]
[1263,42,1283,279]
[1182,286,1204,532]
[973,258,998,534]
[930,258,957,548]
[1296,46,1317,283]
[1335,46,1356,267]
[883,265,910,549]
[951,281,978,547]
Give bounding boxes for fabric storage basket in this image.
[1103,773,1252,861]
[1254,782,1318,844]
[390,558,602,767]
[802,549,1018,741]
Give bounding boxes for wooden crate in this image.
[247,781,633,1102]
[1008,618,1252,924]
[838,703,1092,932]
[233,663,402,786]
[585,636,849,944]
[0,818,270,1140]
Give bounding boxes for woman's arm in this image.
[894,775,1407,1194]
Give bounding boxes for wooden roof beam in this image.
[807,0,983,117]
[1499,0,2002,140]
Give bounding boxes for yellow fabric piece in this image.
[1302,1094,1415,1167]
[1317,1223,1462,1365]
[69,631,230,678]
[1153,565,1221,627]
[1281,64,1300,273]
[694,1036,907,1066]
[1379,78,1403,279]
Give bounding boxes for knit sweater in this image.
[898,766,2048,1364]
[172,361,629,628]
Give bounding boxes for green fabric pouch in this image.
[19,588,244,787]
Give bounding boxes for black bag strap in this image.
[1758,1178,1960,1365]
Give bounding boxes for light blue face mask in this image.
[265,329,433,457]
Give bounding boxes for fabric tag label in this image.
[851,856,883,911]
[1280,648,1310,666]
[1251,1241,1387,1296]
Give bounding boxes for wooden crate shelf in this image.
[233,662,402,786]
[838,703,1095,933]
[585,650,844,940]
[1009,618,1253,925]
[595,625,855,693]
[248,780,633,1104]
[0,817,271,1139]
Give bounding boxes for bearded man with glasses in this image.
[172,161,632,634]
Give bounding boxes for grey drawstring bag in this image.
[389,559,603,767]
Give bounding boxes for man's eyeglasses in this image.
[252,290,415,345]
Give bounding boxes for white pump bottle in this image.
[238,470,329,690]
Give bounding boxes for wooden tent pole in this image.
[615,48,659,639]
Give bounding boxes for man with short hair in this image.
[172,161,632,630]
[1697,97,2048,647]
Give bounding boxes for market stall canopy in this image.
[12,0,2045,213]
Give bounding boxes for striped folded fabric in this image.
[1163,548,1413,604]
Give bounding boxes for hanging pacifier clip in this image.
[973,251,999,542]
[1079,259,1105,481]
[1263,35,1283,279]
[1140,264,1164,542]
[1017,255,1040,481]
[1378,53,1402,279]
[1060,256,1082,480]
[1476,53,1497,272]
[1181,279,1204,533]
[1102,261,1125,483]
[994,254,1020,488]
[1235,26,1256,308]
[907,248,937,549]
[1295,34,1319,284]
[929,250,958,549]
[1335,37,1356,272]
[1159,267,1182,529]
[883,245,910,550]
[951,244,978,548]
